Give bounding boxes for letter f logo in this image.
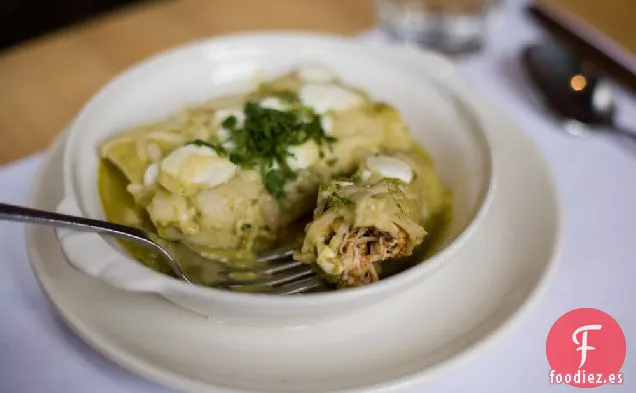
[572,324,602,368]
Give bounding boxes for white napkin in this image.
[1,0,634,391]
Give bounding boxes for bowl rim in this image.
[59,31,496,308]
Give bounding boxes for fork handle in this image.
[0,202,190,282]
[0,202,151,244]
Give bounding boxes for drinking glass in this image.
[375,0,499,54]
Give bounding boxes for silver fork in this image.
[0,202,324,294]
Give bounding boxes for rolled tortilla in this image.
[294,150,446,287]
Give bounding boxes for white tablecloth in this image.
[1,1,634,392]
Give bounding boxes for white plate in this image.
[26,81,561,392]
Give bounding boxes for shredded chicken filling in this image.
[324,223,409,286]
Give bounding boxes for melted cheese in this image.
[365,156,413,184]
[287,141,320,170]
[299,83,363,114]
[159,145,237,194]
[259,97,289,111]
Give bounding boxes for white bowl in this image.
[56,32,493,325]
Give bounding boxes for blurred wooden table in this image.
[0,0,375,164]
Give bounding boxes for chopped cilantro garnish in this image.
[323,192,352,211]
[257,84,300,104]
[271,90,300,104]
[190,99,335,200]
[335,194,352,205]
[241,223,252,232]
[221,115,237,130]
[326,158,337,167]
[263,169,289,200]
[187,139,227,155]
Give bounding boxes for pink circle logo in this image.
[546,308,626,387]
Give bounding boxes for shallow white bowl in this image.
[56,32,493,325]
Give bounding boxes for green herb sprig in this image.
[321,191,352,213]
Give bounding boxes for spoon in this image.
[521,41,636,143]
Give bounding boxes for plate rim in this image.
[26,121,563,393]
